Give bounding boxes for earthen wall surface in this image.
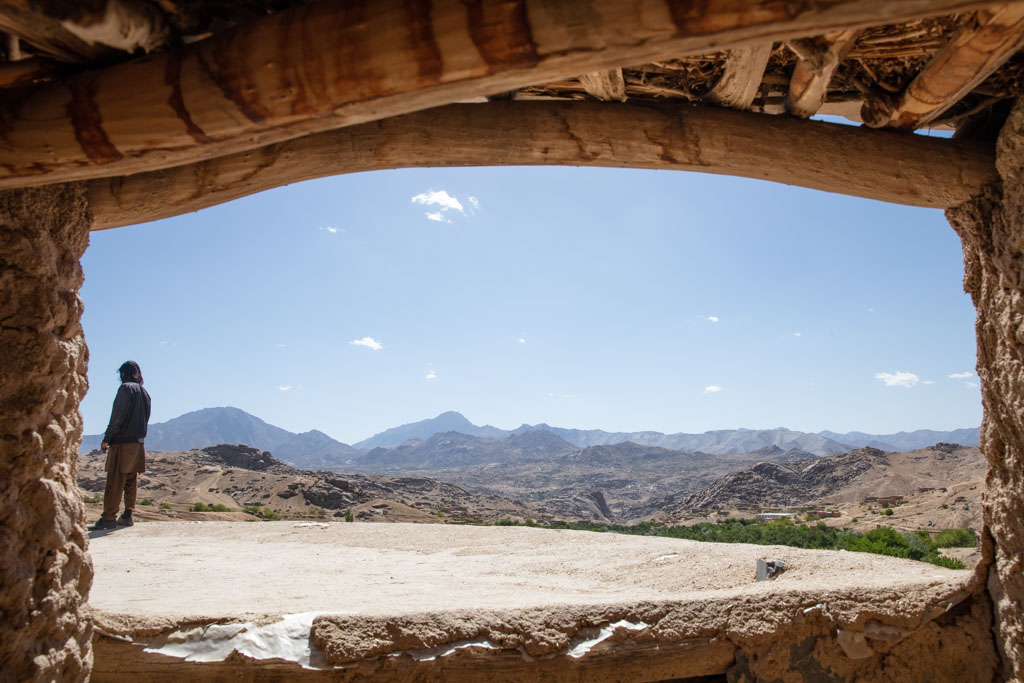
[947,97,1024,680]
[0,184,92,679]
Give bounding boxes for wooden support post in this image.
[0,0,1000,189]
[85,101,997,230]
[863,4,1024,129]
[707,44,773,110]
[786,30,861,118]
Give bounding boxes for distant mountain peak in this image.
[353,411,506,449]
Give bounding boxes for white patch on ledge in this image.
[141,616,652,668]
[293,522,329,528]
[653,554,679,562]
[401,637,500,662]
[143,612,331,669]
[566,620,648,658]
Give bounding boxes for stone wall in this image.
[947,97,1024,681]
[0,184,93,679]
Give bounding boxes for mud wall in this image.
[947,97,1024,680]
[0,184,93,679]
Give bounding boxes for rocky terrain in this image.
[676,443,984,512]
[78,439,986,534]
[415,442,813,520]
[77,445,556,525]
[658,444,985,543]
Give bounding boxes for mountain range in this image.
[81,407,980,467]
[79,407,360,466]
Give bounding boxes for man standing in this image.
[92,360,151,530]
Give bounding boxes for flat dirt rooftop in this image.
[88,522,985,681]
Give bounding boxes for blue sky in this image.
[79,165,981,444]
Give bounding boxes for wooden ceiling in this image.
[1,0,1022,228]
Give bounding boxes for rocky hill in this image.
[78,445,558,524]
[674,443,985,513]
[391,441,812,521]
[77,444,623,524]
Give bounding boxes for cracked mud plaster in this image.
[89,586,996,681]
[947,95,1024,681]
[0,183,93,680]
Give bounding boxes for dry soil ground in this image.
[89,522,968,618]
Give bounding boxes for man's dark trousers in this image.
[101,442,146,521]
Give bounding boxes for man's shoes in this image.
[117,511,134,527]
[91,518,117,530]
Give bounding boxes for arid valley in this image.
[78,408,985,567]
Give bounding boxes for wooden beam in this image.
[707,44,773,110]
[0,57,62,88]
[0,0,1000,190]
[86,101,997,230]
[786,29,861,118]
[578,69,627,102]
[0,0,167,62]
[862,4,1024,129]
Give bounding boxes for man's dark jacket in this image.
[103,382,152,444]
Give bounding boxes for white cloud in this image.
[350,337,382,351]
[412,190,475,223]
[706,316,719,323]
[274,343,286,348]
[874,371,919,388]
[794,332,802,337]
[412,190,464,213]
[547,392,575,399]
[704,385,723,393]
[425,370,437,380]
[965,381,979,388]
[278,385,293,392]
[948,372,973,379]
[922,380,936,385]
[518,337,526,344]
[319,226,342,234]
[867,307,876,313]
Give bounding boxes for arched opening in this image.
[1,1,1022,679]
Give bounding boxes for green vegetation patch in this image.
[533,519,971,569]
[189,502,233,513]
